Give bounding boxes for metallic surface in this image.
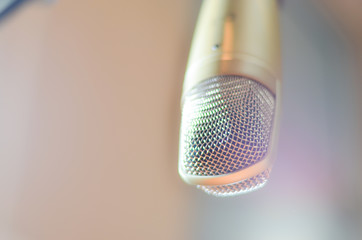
[182,0,281,98]
[199,169,270,196]
[180,75,275,177]
[179,0,281,194]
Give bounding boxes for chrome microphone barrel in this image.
[179,0,281,196]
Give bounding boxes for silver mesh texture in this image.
[198,170,270,197]
[180,75,275,176]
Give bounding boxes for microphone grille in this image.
[180,75,275,177]
[198,169,270,197]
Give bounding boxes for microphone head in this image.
[179,75,276,197]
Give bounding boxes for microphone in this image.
[178,0,282,197]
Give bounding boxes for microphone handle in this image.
[182,0,281,100]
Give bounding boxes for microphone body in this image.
[179,0,281,196]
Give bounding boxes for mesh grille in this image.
[198,170,270,197]
[180,75,275,176]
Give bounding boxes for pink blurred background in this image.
[0,0,361,239]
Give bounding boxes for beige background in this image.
[0,0,361,239]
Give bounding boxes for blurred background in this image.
[0,0,361,239]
